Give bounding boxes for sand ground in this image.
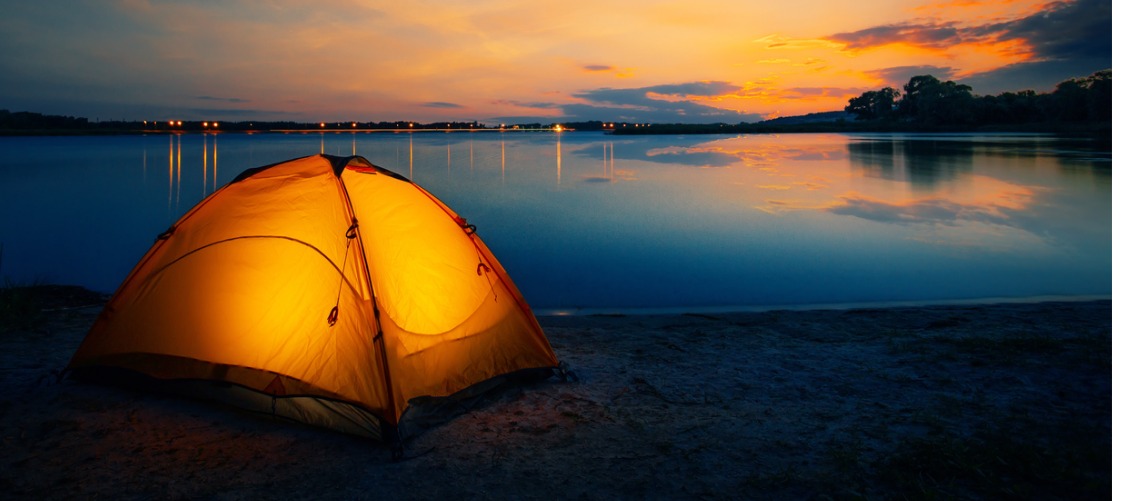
[0,290,1111,499]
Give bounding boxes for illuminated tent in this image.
[68,154,560,445]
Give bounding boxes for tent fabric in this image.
[68,154,559,439]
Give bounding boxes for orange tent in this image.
[68,154,560,446]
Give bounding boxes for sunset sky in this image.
[0,0,1112,124]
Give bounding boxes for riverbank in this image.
[0,287,1112,499]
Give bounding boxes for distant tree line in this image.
[844,70,1111,126]
[0,110,92,131]
[0,113,494,134]
[613,71,1110,136]
[2,71,1111,136]
[0,111,591,135]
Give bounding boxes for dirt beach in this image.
[1,287,1111,499]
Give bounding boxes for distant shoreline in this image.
[0,107,1111,138]
[608,120,1111,136]
[0,121,1112,137]
[533,293,1113,317]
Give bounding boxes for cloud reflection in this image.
[570,137,740,168]
[665,135,1047,239]
[825,187,1033,227]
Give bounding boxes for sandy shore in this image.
[1,289,1111,499]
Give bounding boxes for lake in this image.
[0,131,1111,314]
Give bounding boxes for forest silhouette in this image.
[844,70,1110,126]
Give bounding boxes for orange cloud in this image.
[913,0,1059,23]
[753,34,845,51]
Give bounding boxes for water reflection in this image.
[589,133,1106,259]
[0,132,1110,311]
[213,134,218,191]
[582,143,614,183]
[592,136,737,168]
[847,139,899,178]
[131,131,1107,248]
[606,142,614,180]
[202,135,207,198]
[848,138,976,189]
[167,135,177,218]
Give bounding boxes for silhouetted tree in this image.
[898,75,976,125]
[845,87,899,121]
[1048,70,1111,122]
[975,90,1046,124]
[1052,79,1089,121]
[0,110,90,130]
[1087,70,1111,121]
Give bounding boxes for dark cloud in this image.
[561,81,764,123]
[828,0,1110,56]
[0,93,298,121]
[642,81,740,96]
[962,0,1111,94]
[573,87,658,107]
[488,115,560,124]
[827,195,1015,226]
[993,0,1110,61]
[492,99,561,109]
[829,22,964,50]
[575,81,740,106]
[960,60,1109,95]
[195,96,250,103]
[778,86,867,98]
[488,101,564,122]
[188,107,299,117]
[582,64,613,72]
[833,0,1110,95]
[422,101,464,109]
[866,66,954,88]
[558,103,762,123]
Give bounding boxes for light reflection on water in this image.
[0,132,1110,312]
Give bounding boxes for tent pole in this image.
[333,162,402,447]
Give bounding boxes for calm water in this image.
[0,131,1111,313]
